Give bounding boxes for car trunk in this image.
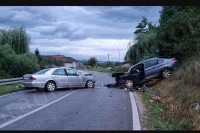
[23,74,34,82]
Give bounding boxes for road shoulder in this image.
[133,91,148,130]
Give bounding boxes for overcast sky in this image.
[0,6,162,62]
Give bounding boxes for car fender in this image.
[45,80,57,88]
[82,76,95,86]
[161,67,172,72]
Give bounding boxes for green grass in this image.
[0,83,24,96]
[139,89,192,130]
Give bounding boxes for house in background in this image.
[50,55,66,62]
[46,55,82,68]
[64,57,83,68]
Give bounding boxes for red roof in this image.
[50,55,79,63]
[50,55,66,62]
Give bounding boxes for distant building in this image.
[42,55,83,68]
[50,55,66,62]
[64,57,83,68]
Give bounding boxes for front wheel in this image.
[86,80,94,88]
[125,80,134,88]
[162,69,172,78]
[45,81,56,92]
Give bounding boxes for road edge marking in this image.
[0,90,78,129]
[129,91,141,130]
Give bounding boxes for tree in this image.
[34,48,43,67]
[157,6,200,60]
[126,17,158,64]
[87,57,97,67]
[126,6,200,64]
[134,16,148,34]
[35,48,40,56]
[0,27,30,54]
[107,61,113,67]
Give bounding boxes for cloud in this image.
[0,6,162,61]
[30,38,130,61]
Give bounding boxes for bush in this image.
[150,53,200,130]
[0,44,39,78]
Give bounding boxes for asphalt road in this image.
[0,71,134,130]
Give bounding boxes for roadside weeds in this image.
[0,83,24,96]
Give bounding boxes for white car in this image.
[22,68,95,92]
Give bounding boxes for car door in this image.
[156,59,165,71]
[66,69,83,87]
[51,69,69,88]
[144,59,159,79]
[129,63,144,84]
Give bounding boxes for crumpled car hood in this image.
[77,70,92,76]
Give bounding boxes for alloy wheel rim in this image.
[47,83,55,91]
[163,69,171,78]
[87,81,93,87]
[125,80,133,88]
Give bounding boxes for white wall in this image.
[64,62,77,68]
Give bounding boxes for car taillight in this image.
[172,59,177,63]
[30,77,36,80]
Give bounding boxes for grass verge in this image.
[138,86,191,130]
[0,83,24,96]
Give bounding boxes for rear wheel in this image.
[125,80,134,88]
[45,81,56,92]
[162,68,172,78]
[86,80,94,88]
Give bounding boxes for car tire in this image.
[124,80,134,88]
[86,80,94,88]
[162,68,172,78]
[45,81,56,92]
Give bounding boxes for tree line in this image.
[0,27,63,79]
[125,6,200,65]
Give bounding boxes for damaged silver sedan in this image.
[22,68,95,92]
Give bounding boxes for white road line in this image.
[129,92,141,130]
[0,90,78,129]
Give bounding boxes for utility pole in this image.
[108,53,110,62]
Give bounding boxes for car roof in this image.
[140,57,159,63]
[43,67,75,75]
[128,57,160,70]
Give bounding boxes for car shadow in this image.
[25,87,85,93]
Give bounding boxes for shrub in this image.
[0,44,39,78]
